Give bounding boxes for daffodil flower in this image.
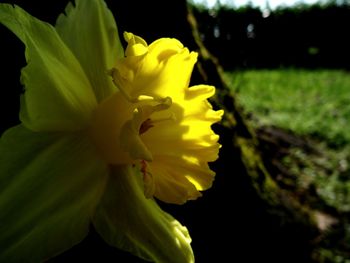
[0,0,223,262]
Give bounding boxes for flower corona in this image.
[90,32,223,204]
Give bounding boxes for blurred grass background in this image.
[225,69,350,210]
[225,69,350,261]
[225,69,350,148]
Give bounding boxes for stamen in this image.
[140,160,154,199]
[140,159,147,178]
[108,68,137,102]
[150,112,176,124]
[106,67,175,165]
[108,68,172,106]
[139,118,154,135]
[139,113,176,136]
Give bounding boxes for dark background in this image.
[192,1,350,70]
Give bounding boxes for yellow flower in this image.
[90,32,223,204]
[0,0,223,263]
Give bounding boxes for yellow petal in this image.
[141,85,223,204]
[148,37,184,61]
[133,46,198,100]
[148,157,204,204]
[124,32,148,57]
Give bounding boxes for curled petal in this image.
[124,32,148,57]
[142,86,223,204]
[136,46,198,100]
[147,159,203,204]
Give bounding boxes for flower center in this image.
[88,67,173,165]
[139,119,153,135]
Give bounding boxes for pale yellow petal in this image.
[0,125,108,262]
[56,0,123,101]
[0,4,97,132]
[93,166,194,263]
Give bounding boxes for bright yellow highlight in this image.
[90,32,223,204]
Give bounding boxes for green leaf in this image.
[92,165,194,263]
[0,125,108,262]
[0,4,97,132]
[56,0,124,102]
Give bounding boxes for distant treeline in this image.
[191,2,350,69]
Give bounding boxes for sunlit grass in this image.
[225,69,350,148]
[225,69,350,216]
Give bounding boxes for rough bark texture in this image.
[186,6,321,263]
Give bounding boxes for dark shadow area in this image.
[191,2,350,70]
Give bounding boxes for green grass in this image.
[225,69,350,148]
[225,69,350,261]
[225,69,350,212]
